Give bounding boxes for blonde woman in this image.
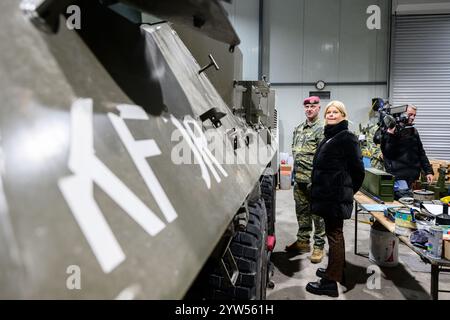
[306,101,365,297]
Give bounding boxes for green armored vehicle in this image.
[0,0,278,299]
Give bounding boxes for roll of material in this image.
[436,214,450,226]
[413,189,434,202]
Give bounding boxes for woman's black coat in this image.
[311,120,365,220]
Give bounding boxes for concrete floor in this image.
[266,189,450,300]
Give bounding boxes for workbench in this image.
[354,191,450,300]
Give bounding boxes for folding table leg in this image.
[354,200,358,255]
[431,264,439,300]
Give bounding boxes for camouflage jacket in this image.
[292,117,324,183]
[363,124,384,170]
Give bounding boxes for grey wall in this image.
[223,0,260,80]
[264,0,390,154]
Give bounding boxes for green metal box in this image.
[362,168,395,202]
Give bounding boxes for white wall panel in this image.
[339,0,385,82]
[268,0,303,83]
[224,0,260,80]
[303,0,340,82]
[332,85,388,131]
[376,0,390,82]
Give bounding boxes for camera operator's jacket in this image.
[292,117,324,183]
[381,127,433,182]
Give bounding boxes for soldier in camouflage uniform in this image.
[285,96,326,263]
[359,112,384,170]
[366,124,384,170]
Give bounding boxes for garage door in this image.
[390,15,450,161]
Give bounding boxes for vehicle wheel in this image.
[261,174,276,236]
[208,198,268,300]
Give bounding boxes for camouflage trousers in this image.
[293,182,325,249]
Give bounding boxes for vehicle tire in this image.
[208,198,268,300]
[261,174,276,236]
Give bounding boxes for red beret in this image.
[303,96,320,105]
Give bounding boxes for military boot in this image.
[309,248,324,263]
[285,241,310,253]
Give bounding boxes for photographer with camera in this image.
[380,104,434,199]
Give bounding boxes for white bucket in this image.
[287,156,294,167]
[280,173,291,190]
[280,152,289,164]
[369,226,399,267]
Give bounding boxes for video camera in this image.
[371,98,411,144]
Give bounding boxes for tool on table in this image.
[360,188,385,204]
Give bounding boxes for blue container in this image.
[363,156,371,168]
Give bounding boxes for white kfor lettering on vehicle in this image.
[108,104,177,223]
[171,115,227,189]
[183,117,228,183]
[116,104,149,120]
[58,99,168,273]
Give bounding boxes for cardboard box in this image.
[430,159,450,181]
[444,240,450,260]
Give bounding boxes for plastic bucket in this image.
[369,223,399,267]
[280,173,291,190]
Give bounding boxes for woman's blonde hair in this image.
[324,100,348,124]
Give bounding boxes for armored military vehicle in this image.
[0,0,278,299]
